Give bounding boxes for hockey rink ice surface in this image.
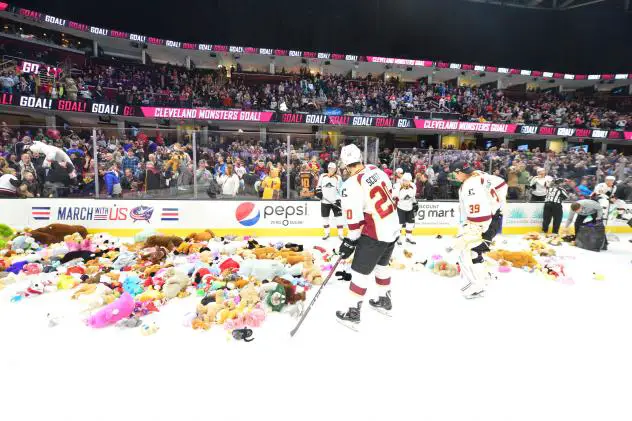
[2,234,632,421]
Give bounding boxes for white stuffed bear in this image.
[27,141,76,178]
[238,259,287,282]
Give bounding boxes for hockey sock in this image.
[336,217,344,236]
[374,264,391,292]
[322,220,330,236]
[405,223,415,239]
[346,269,369,308]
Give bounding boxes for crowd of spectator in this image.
[2,30,632,130]
[1,122,631,203]
[387,146,632,202]
[0,123,339,199]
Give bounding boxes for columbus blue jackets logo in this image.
[129,206,154,223]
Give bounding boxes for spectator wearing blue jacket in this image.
[577,179,593,198]
[104,163,122,197]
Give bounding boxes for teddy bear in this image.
[239,283,260,307]
[144,235,183,251]
[185,229,216,242]
[431,260,460,277]
[139,247,169,264]
[27,224,88,245]
[486,250,539,269]
[140,263,162,278]
[301,259,323,285]
[216,300,238,324]
[523,232,541,241]
[389,258,406,270]
[529,240,556,257]
[175,242,192,255]
[136,287,164,302]
[193,301,222,330]
[74,283,115,311]
[274,277,306,304]
[162,268,190,299]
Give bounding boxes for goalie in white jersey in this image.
[478,171,508,222]
[316,162,344,240]
[451,161,504,299]
[335,144,401,330]
[393,172,418,245]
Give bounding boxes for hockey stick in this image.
[290,256,342,337]
[318,195,342,210]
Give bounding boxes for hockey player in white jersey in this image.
[478,170,508,229]
[393,172,418,245]
[316,162,344,240]
[451,161,502,299]
[336,144,401,330]
[593,176,632,226]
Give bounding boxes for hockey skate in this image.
[461,282,486,299]
[336,301,362,331]
[397,237,403,246]
[322,234,330,240]
[405,238,416,245]
[369,290,392,317]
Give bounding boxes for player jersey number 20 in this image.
[370,182,395,218]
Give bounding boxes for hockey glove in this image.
[338,238,357,259]
[335,270,352,281]
[335,199,341,209]
[315,189,323,199]
[412,201,419,213]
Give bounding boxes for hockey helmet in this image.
[340,144,363,167]
[403,173,413,182]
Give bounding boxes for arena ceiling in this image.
[462,0,630,11]
[9,0,632,74]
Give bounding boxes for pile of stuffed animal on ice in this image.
[0,223,599,338]
[0,223,332,339]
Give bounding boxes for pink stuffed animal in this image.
[23,263,43,275]
[244,307,266,328]
[224,315,246,330]
[67,238,94,252]
[86,292,134,328]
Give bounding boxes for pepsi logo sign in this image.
[235,202,261,226]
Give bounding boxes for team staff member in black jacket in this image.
[542,179,569,235]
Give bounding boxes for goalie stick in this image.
[290,256,342,337]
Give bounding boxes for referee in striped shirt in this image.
[543,180,569,234]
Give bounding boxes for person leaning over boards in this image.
[562,199,607,250]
